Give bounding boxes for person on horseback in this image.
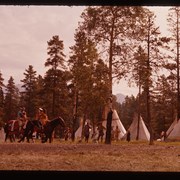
[35,108,49,130]
[17,107,28,131]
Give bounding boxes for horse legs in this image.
[9,136,12,142]
[49,136,52,143]
[27,131,34,143]
[18,133,26,142]
[41,133,48,143]
[18,136,24,142]
[4,132,8,142]
[11,134,16,142]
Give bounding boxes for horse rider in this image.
[17,107,28,131]
[35,108,49,130]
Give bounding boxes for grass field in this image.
[0,138,179,175]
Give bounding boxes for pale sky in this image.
[0,5,171,96]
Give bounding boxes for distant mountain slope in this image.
[115,93,126,104]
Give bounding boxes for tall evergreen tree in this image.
[80,6,148,96]
[0,71,5,126]
[44,35,69,118]
[120,95,137,130]
[151,75,176,137]
[35,75,46,109]
[68,30,109,141]
[128,8,170,145]
[21,65,37,118]
[79,6,152,144]
[167,7,180,121]
[4,76,19,121]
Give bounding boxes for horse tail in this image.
[59,116,66,127]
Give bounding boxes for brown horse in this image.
[18,120,43,143]
[41,116,66,143]
[4,120,24,142]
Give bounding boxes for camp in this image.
[75,108,126,142]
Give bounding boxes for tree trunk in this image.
[105,109,113,144]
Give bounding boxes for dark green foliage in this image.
[3,76,20,121]
[20,65,38,118]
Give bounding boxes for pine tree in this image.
[44,35,69,118]
[0,71,5,126]
[79,6,155,144]
[68,30,109,141]
[167,7,180,121]
[4,76,19,120]
[21,65,37,118]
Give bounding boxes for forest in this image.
[0,6,180,145]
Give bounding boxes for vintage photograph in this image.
[0,3,179,173]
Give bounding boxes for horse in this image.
[41,116,66,143]
[18,120,43,143]
[4,120,24,142]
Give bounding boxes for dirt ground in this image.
[0,138,180,176]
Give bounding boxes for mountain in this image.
[115,93,126,104]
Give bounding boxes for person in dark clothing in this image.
[84,122,91,143]
[97,123,106,143]
[126,130,131,142]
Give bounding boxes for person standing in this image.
[114,125,121,142]
[84,122,91,143]
[126,130,131,142]
[97,123,105,143]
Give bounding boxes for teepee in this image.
[75,118,96,140]
[122,113,150,141]
[102,107,126,139]
[166,119,180,141]
[75,117,84,140]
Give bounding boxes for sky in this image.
[0,5,171,96]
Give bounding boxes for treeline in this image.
[0,6,180,142]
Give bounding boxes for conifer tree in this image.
[44,35,69,118]
[21,65,37,117]
[79,6,153,144]
[4,76,19,120]
[167,7,180,121]
[0,71,5,126]
[68,30,109,141]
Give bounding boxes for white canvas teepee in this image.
[75,124,83,139]
[123,113,150,141]
[166,119,180,141]
[102,107,126,139]
[75,119,96,140]
[75,118,84,140]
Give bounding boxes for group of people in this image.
[82,121,122,143]
[17,106,49,132]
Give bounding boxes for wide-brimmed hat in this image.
[39,108,43,111]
